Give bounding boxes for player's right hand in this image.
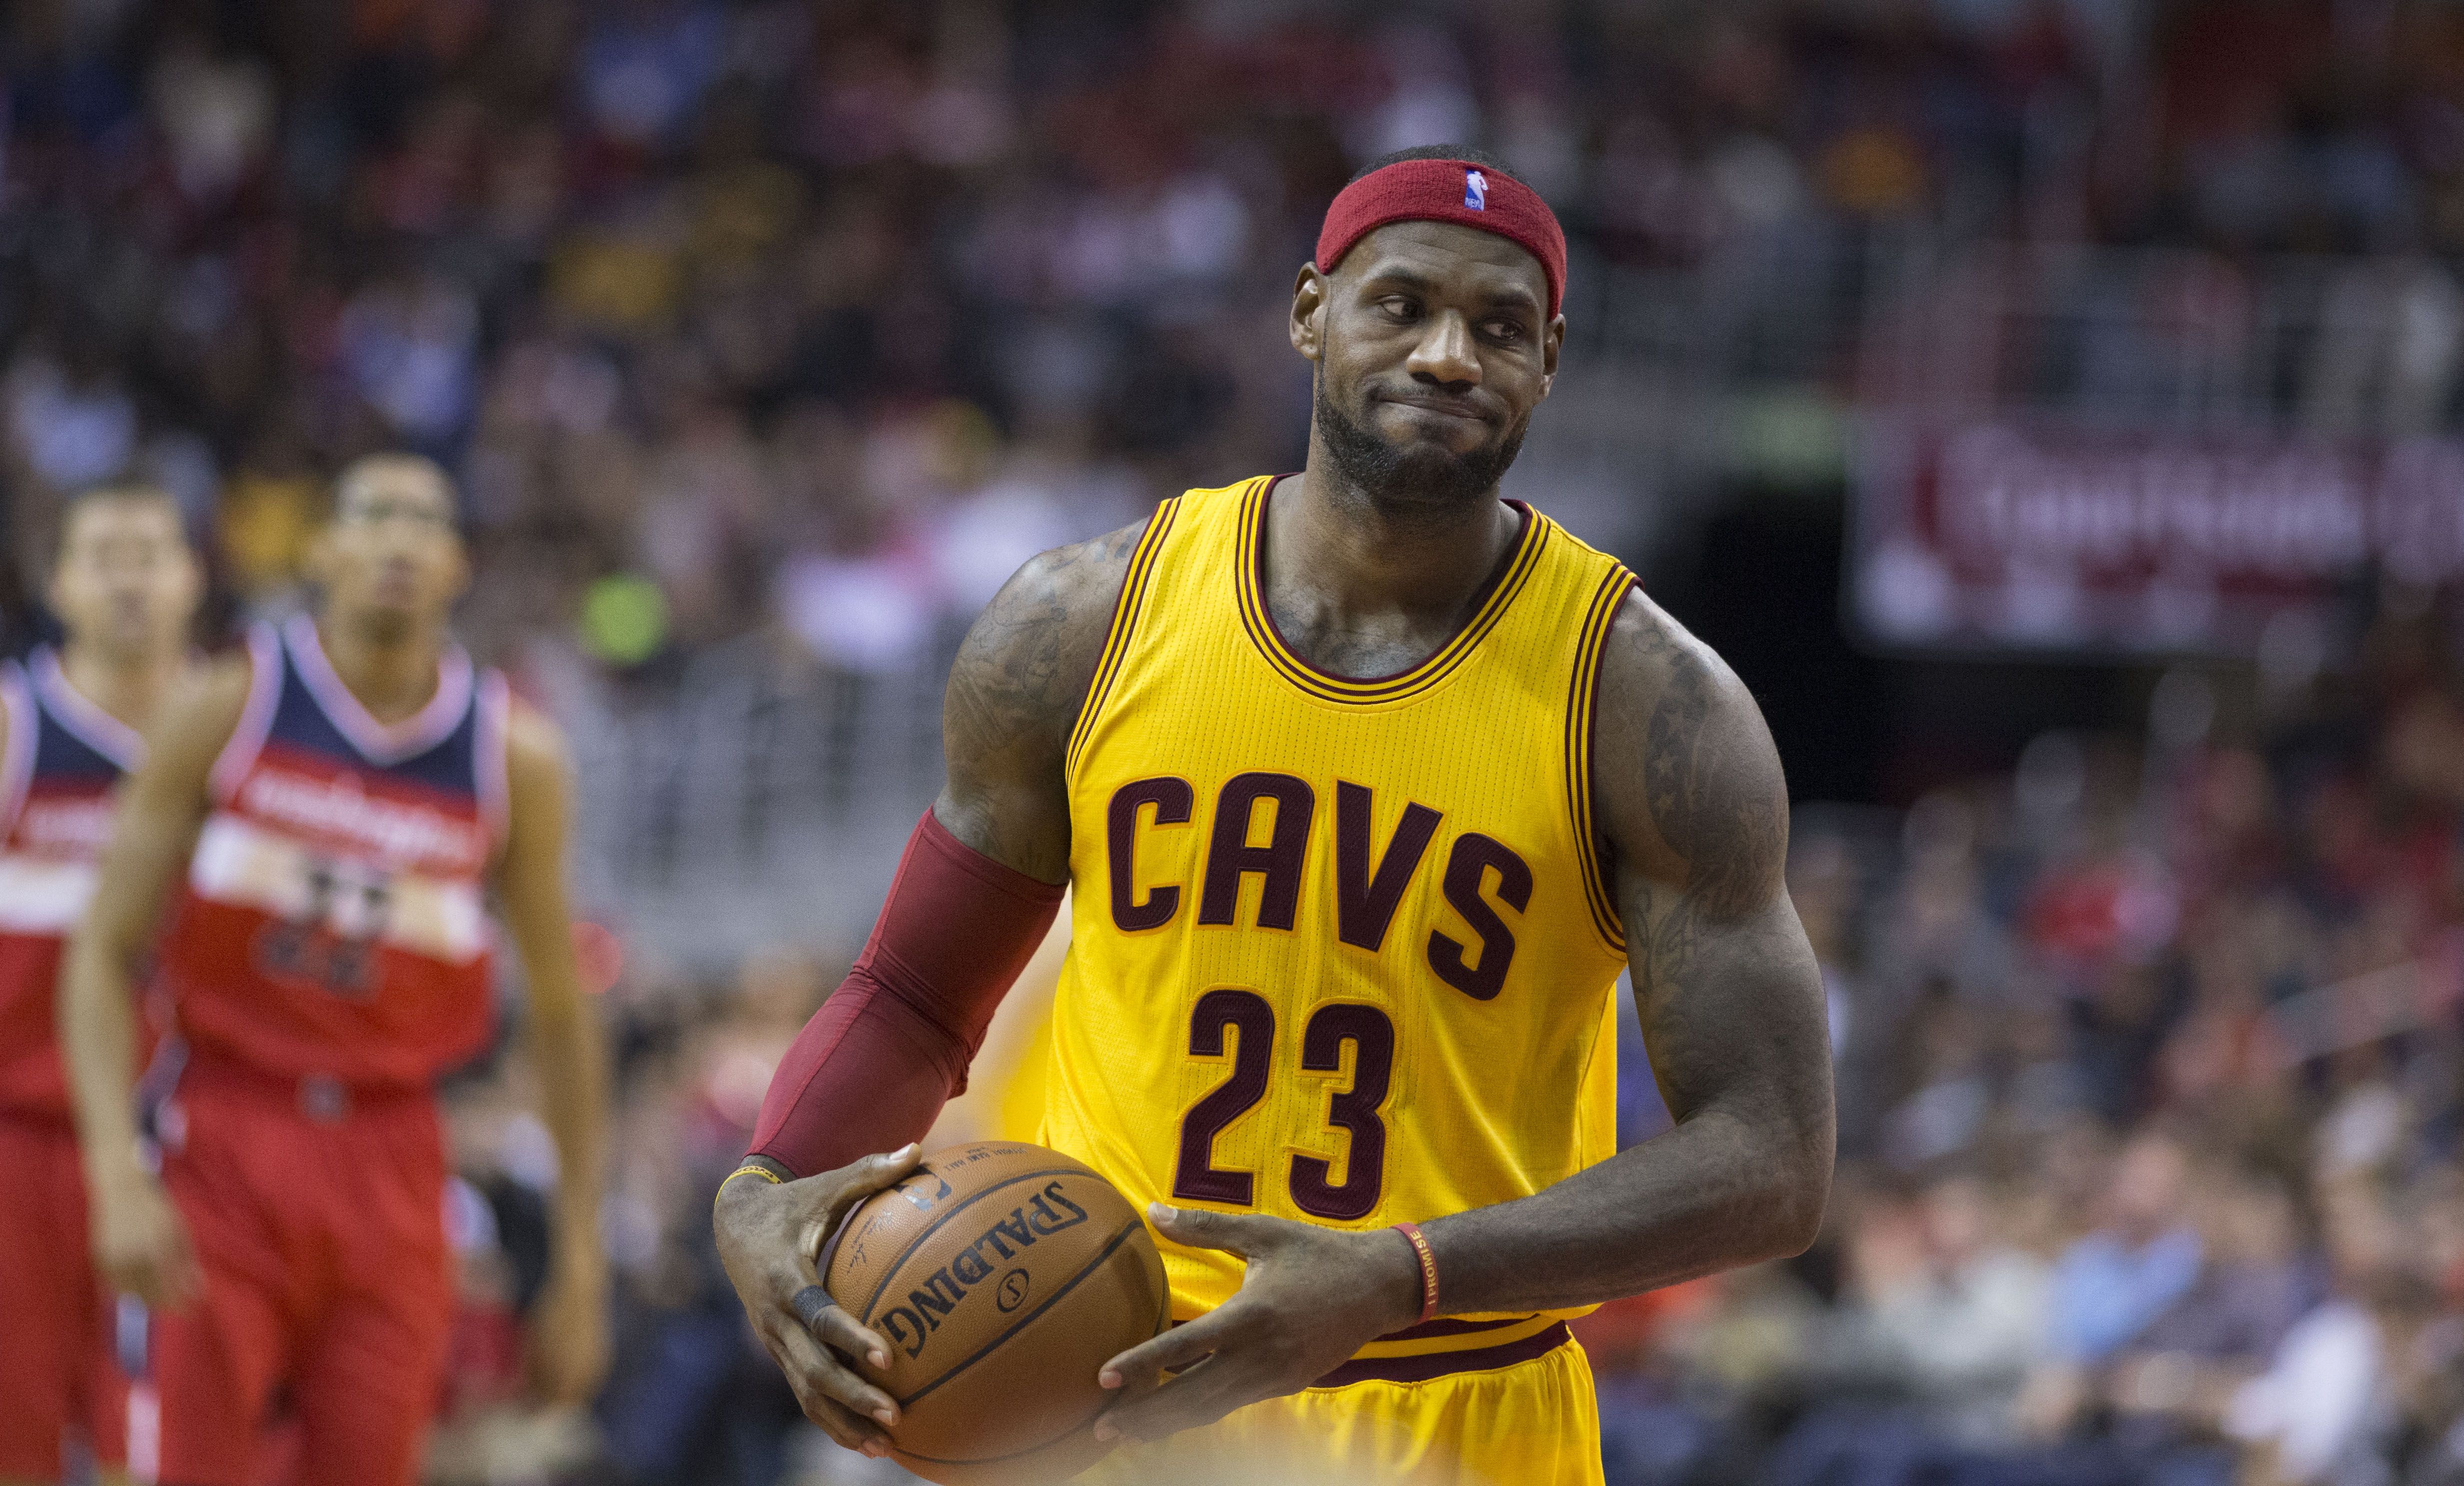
[91,1171,201,1309]
[714,1145,925,1459]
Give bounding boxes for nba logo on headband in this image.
[1316,156,1567,314]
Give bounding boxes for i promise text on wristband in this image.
[1392,1220,1439,1325]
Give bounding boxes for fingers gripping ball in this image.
[823,1142,1170,1484]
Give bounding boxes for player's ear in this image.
[1538,313,1565,400]
[1290,265,1329,362]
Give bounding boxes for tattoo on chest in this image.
[1266,606,1454,680]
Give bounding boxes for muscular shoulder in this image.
[1591,591,1789,919]
[496,698,573,875]
[947,516,1148,760]
[503,699,570,791]
[938,516,1149,880]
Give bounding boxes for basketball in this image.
[822,1141,1171,1484]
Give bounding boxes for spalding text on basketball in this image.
[878,1181,1090,1359]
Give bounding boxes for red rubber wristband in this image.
[1392,1221,1439,1325]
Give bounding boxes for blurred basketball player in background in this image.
[0,484,199,1486]
[62,454,609,1486]
[717,148,1836,1484]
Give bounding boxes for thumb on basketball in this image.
[854,1142,925,1193]
[788,1144,927,1311]
[801,1143,924,1235]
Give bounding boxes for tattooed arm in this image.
[931,516,1149,880]
[1414,589,1834,1311]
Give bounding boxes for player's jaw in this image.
[1314,364,1530,515]
[313,522,469,646]
[331,552,462,643]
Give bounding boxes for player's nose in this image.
[1404,311,1481,390]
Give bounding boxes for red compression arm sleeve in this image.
[749,809,1063,1177]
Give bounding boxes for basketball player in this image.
[60,454,609,1486]
[0,484,199,1486]
[716,148,1836,1483]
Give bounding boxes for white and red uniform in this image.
[137,615,508,1486]
[0,648,141,1480]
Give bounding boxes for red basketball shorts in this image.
[0,1110,124,1480]
[127,1057,453,1486]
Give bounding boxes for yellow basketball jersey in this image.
[1044,476,1635,1342]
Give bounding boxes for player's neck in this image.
[313,612,448,725]
[56,641,185,734]
[1275,466,1518,622]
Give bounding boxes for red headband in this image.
[1315,158,1567,319]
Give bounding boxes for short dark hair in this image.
[1348,144,1524,186]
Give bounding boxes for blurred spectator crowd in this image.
[1574,600,2464,1486]
[7,1,2464,1484]
[13,0,2464,662]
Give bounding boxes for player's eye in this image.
[1483,319,1526,343]
[1377,296,1421,322]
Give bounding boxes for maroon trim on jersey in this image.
[1063,495,1182,782]
[30,649,144,771]
[1238,477,1541,698]
[282,614,475,764]
[0,663,31,835]
[209,624,284,803]
[1310,1320,1571,1388]
[1565,565,1638,954]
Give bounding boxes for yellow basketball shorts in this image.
[1078,1333,1604,1486]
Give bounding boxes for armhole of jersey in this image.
[207,624,283,805]
[1063,497,1181,786]
[476,670,513,849]
[0,661,33,834]
[1567,566,1636,957]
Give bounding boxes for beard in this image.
[1313,366,1529,524]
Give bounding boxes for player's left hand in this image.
[525,1253,612,1406]
[1092,1203,1423,1445]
